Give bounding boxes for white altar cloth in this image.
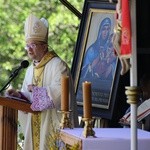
[61,128,150,150]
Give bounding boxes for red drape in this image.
[120,0,131,58]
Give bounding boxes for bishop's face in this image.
[25,40,48,62]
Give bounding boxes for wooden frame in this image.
[71,0,120,119]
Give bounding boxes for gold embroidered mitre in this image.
[24,14,49,43]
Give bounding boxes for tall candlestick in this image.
[61,75,69,111]
[83,81,92,118]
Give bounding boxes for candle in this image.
[82,81,92,118]
[61,75,69,111]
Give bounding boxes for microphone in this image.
[9,60,29,78]
[0,60,29,93]
[20,60,29,68]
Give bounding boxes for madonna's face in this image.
[101,25,111,40]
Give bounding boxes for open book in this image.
[6,95,31,104]
[120,98,150,124]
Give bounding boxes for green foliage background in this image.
[0,0,84,92]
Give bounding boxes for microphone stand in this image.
[0,60,29,94]
[0,70,20,93]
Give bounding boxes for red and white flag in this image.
[120,0,132,58]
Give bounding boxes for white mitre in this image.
[24,14,49,43]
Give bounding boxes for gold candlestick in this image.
[82,117,95,138]
[58,110,72,129]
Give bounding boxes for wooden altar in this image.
[60,128,150,150]
[0,96,36,150]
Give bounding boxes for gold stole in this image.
[31,51,57,150]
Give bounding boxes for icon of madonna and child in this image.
[77,17,118,108]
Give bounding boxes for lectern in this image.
[0,96,36,150]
